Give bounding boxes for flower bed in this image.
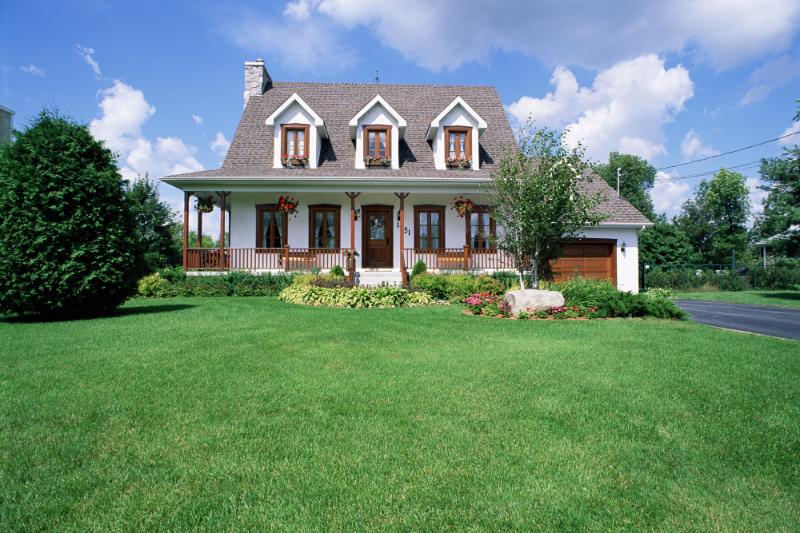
[137,269,297,298]
[464,278,685,320]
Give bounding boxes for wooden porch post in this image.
[182,191,190,271]
[395,193,409,284]
[218,191,227,271]
[196,209,203,248]
[345,192,360,282]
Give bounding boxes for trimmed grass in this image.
[1,297,799,530]
[676,289,800,308]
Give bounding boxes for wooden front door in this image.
[362,205,393,268]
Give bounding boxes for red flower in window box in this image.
[277,195,299,217]
[451,196,475,217]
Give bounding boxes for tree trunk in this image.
[531,249,540,289]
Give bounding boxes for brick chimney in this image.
[243,58,271,108]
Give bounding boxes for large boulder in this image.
[503,289,565,314]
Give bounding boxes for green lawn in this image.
[2,298,799,531]
[676,289,800,308]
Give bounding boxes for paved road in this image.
[677,300,800,340]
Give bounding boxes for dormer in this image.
[427,97,487,171]
[349,95,406,170]
[266,93,328,169]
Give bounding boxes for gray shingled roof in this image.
[166,81,650,225]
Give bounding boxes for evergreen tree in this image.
[0,111,139,316]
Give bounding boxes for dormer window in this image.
[281,124,309,166]
[363,125,391,167]
[445,126,471,168]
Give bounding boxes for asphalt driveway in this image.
[677,300,800,340]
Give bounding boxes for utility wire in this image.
[656,130,800,171]
[655,154,787,182]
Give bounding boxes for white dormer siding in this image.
[265,93,327,169]
[428,97,487,171]
[350,96,406,170]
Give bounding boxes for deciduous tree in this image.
[488,126,604,289]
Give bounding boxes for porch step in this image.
[357,270,403,287]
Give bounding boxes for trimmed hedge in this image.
[279,283,434,308]
[137,271,297,297]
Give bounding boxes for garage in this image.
[551,240,616,283]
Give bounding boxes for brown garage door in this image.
[551,240,616,283]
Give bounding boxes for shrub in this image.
[330,265,345,277]
[137,274,171,298]
[411,260,427,278]
[541,278,617,307]
[137,271,296,297]
[411,273,505,302]
[278,284,434,308]
[158,266,186,283]
[643,287,676,300]
[0,111,139,316]
[490,271,518,289]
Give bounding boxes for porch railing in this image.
[186,247,351,272]
[402,247,516,271]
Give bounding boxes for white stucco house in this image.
[163,59,652,291]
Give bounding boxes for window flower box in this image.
[446,158,471,169]
[282,155,309,168]
[364,157,392,167]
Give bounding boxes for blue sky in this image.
[3,0,800,226]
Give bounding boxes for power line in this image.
[656,130,800,171]
[654,154,787,182]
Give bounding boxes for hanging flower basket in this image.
[451,196,475,217]
[447,158,471,169]
[277,195,299,217]
[282,154,309,168]
[364,156,391,167]
[195,195,215,213]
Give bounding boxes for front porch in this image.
[180,190,514,283]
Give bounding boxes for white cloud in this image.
[20,64,46,78]
[217,7,355,73]
[652,172,692,217]
[192,114,203,125]
[312,0,800,71]
[74,44,102,79]
[89,80,203,182]
[210,131,230,158]
[779,122,800,145]
[681,130,719,161]
[284,0,313,20]
[738,54,800,107]
[506,55,693,161]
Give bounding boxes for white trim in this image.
[265,93,328,138]
[0,105,13,115]
[426,96,487,141]
[349,95,407,139]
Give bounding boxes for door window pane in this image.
[370,216,384,239]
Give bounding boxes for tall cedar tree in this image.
[0,111,139,316]
[488,126,605,288]
[594,152,656,220]
[126,176,181,275]
[677,169,750,264]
